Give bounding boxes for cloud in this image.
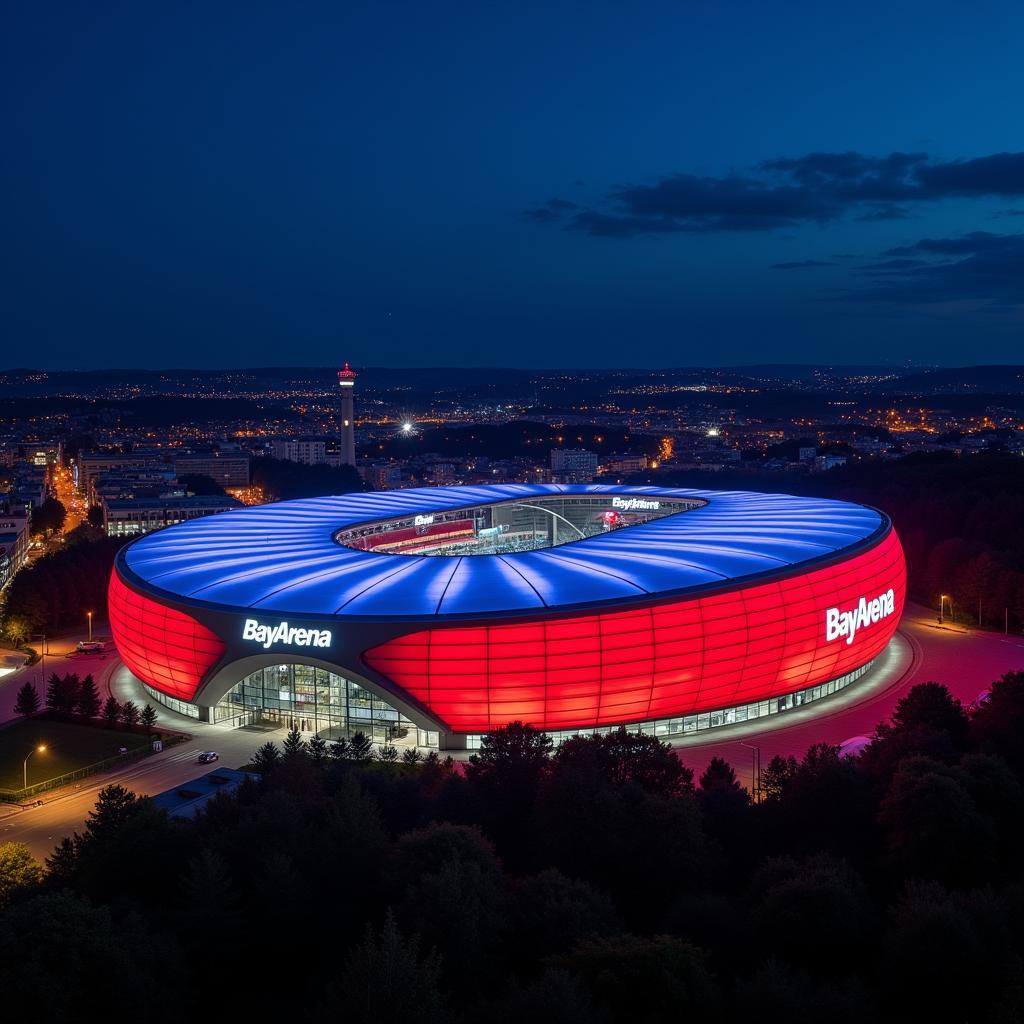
[883,231,1016,256]
[851,232,1024,306]
[771,259,835,270]
[523,198,578,222]
[990,208,1024,219]
[527,150,1024,237]
[854,204,912,222]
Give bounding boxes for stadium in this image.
[108,484,906,750]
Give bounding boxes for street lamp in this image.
[24,744,46,790]
[740,741,762,804]
[939,594,951,624]
[86,610,93,642]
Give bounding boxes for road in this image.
[50,463,85,534]
[0,632,270,858]
[1,605,1023,859]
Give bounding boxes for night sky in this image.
[4,1,1024,370]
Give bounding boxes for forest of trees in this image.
[2,534,125,634]
[823,452,1024,628]
[3,674,1024,1022]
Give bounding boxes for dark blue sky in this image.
[4,1,1023,369]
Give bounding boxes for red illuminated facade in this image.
[108,571,225,701]
[107,485,907,748]
[364,530,905,733]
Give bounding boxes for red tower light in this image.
[338,361,357,384]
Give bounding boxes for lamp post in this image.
[740,741,761,804]
[939,594,951,625]
[86,610,93,643]
[24,744,46,790]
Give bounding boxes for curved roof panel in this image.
[119,484,886,618]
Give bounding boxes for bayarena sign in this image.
[108,484,906,749]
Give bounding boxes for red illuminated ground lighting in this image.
[108,571,225,701]
[364,530,906,734]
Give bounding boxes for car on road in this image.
[76,640,107,653]
[197,751,219,764]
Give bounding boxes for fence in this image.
[0,731,189,803]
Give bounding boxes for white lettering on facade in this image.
[825,588,896,646]
[413,514,435,526]
[242,619,333,650]
[611,497,661,512]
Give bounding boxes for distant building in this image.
[272,438,328,466]
[360,463,403,489]
[814,455,848,472]
[19,442,61,467]
[102,494,242,537]
[550,448,599,483]
[798,446,817,462]
[174,451,250,489]
[78,451,164,500]
[92,468,182,503]
[150,768,258,819]
[0,508,30,592]
[600,453,648,475]
[338,361,357,467]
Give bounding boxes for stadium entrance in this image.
[212,663,437,747]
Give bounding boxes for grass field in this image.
[0,718,149,790]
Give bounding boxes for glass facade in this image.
[142,683,200,718]
[212,664,434,746]
[142,657,872,753]
[464,659,875,749]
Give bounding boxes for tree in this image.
[329,736,351,760]
[971,671,1024,770]
[139,704,158,733]
[467,722,554,867]
[551,728,694,798]
[119,700,140,729]
[79,785,140,844]
[101,696,121,728]
[378,742,400,763]
[13,681,40,717]
[86,505,105,528]
[402,747,424,765]
[878,756,995,885]
[44,837,77,885]
[890,681,970,744]
[0,842,42,907]
[320,911,444,1023]
[76,674,101,719]
[749,854,873,973]
[864,682,971,779]
[282,726,307,759]
[1,614,31,648]
[45,672,79,717]
[307,734,328,763]
[349,731,373,761]
[251,741,281,773]
[553,934,720,1021]
[31,497,66,537]
[0,890,166,1020]
[468,721,553,783]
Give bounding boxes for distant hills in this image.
[2,364,1024,399]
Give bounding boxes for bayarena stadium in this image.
[108,484,906,751]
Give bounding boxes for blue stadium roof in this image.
[119,484,886,618]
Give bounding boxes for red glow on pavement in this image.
[364,530,906,733]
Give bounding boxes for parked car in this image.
[76,640,106,653]
[197,751,220,764]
